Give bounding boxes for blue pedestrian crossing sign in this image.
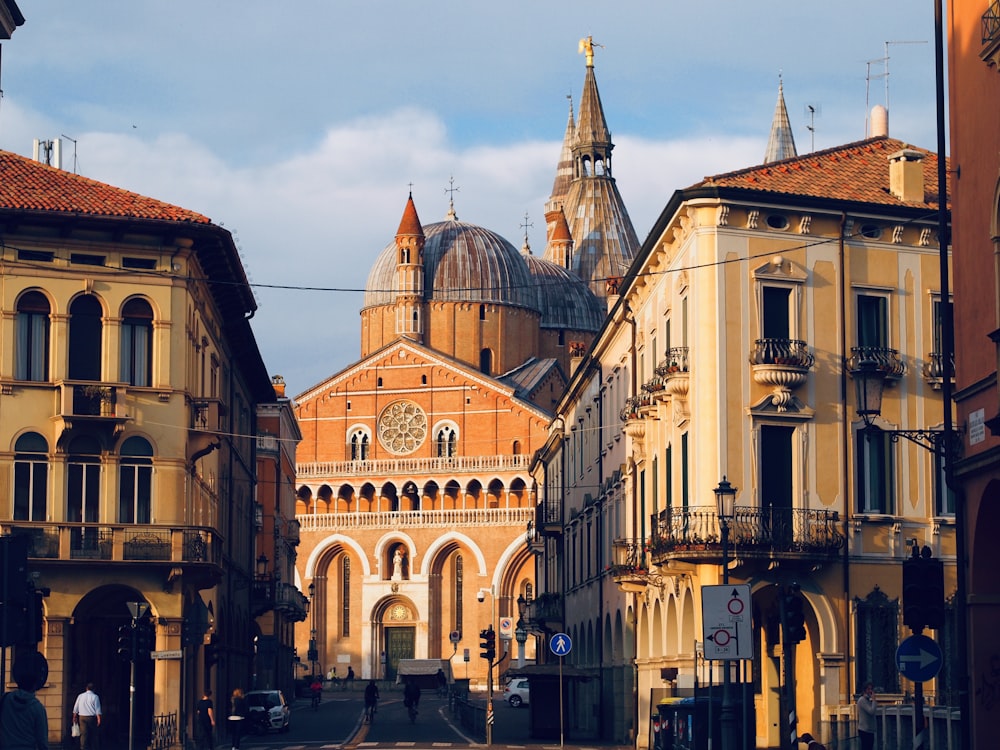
[896,634,942,683]
[549,632,573,657]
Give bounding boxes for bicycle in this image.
[311,691,321,711]
[364,700,377,723]
[407,702,417,723]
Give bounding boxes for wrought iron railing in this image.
[847,346,906,380]
[619,393,653,422]
[921,351,955,387]
[984,0,1000,45]
[649,505,843,559]
[749,338,815,368]
[149,711,177,750]
[655,347,691,376]
[1,523,220,564]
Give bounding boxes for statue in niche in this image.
[392,548,405,580]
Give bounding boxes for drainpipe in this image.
[624,301,640,745]
[838,211,853,708]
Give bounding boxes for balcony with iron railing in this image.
[846,346,906,382]
[251,579,309,621]
[1,522,220,566]
[983,0,1000,67]
[649,505,843,566]
[524,591,563,633]
[655,347,690,398]
[921,351,955,391]
[749,338,815,411]
[609,538,662,592]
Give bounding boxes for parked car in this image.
[503,679,529,707]
[245,689,291,732]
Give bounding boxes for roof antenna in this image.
[804,104,821,153]
[865,40,927,137]
[61,134,78,174]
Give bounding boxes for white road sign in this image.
[701,584,752,661]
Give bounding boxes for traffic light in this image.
[479,627,495,662]
[782,585,806,644]
[903,545,945,632]
[134,619,154,660]
[22,585,48,645]
[117,624,134,662]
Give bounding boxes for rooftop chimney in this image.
[888,149,925,203]
[271,374,286,399]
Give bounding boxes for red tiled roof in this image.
[0,149,211,224]
[695,136,948,209]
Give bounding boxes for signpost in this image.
[550,633,572,748]
[701,584,752,660]
[896,634,942,683]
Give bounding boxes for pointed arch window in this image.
[13,432,48,521]
[15,291,50,381]
[119,436,153,524]
[436,426,458,458]
[454,553,464,635]
[350,429,371,461]
[69,294,103,381]
[121,298,153,387]
[342,556,351,637]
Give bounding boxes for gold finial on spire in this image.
[578,35,603,67]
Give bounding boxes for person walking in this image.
[403,678,420,722]
[345,665,355,691]
[856,681,876,750]
[363,680,379,722]
[194,689,215,750]
[0,654,49,750]
[71,683,102,750]
[228,688,247,750]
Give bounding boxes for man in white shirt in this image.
[72,683,102,750]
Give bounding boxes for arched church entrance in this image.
[68,586,155,749]
[373,598,418,682]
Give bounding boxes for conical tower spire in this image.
[545,95,576,218]
[394,192,425,342]
[764,76,798,163]
[542,40,638,298]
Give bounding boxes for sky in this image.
[0,2,941,397]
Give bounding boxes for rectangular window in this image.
[14,458,47,521]
[121,321,152,386]
[857,293,889,348]
[665,446,673,509]
[15,310,49,381]
[857,429,894,514]
[934,452,955,516]
[762,287,791,339]
[119,464,152,523]
[681,433,689,508]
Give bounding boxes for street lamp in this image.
[852,359,950,455]
[515,594,528,669]
[308,582,317,678]
[256,554,269,578]
[714,477,737,750]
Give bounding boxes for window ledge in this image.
[932,515,956,525]
[854,513,898,523]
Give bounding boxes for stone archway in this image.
[68,585,155,749]
[371,597,420,681]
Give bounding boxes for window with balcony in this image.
[856,428,895,514]
[13,432,48,521]
[762,286,792,340]
[760,425,794,545]
[857,292,889,348]
[121,298,153,387]
[69,294,104,381]
[67,435,102,554]
[119,436,153,524]
[15,291,50,381]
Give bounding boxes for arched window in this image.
[341,556,351,637]
[349,429,370,461]
[119,436,153,524]
[121,298,153,387]
[454,553,464,635]
[13,432,48,521]
[436,426,458,458]
[67,435,102,554]
[15,292,50,381]
[69,295,103,381]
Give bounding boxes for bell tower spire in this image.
[394,191,425,342]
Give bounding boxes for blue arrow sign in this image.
[896,634,942,683]
[550,632,573,656]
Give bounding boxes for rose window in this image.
[377,400,428,455]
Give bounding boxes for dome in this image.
[363,218,538,311]
[522,253,605,332]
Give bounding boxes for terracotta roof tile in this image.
[0,149,211,224]
[695,136,949,209]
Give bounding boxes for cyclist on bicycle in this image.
[363,680,379,722]
[403,679,421,722]
[310,676,323,709]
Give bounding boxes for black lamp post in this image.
[308,582,317,678]
[714,477,737,750]
[515,594,528,668]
